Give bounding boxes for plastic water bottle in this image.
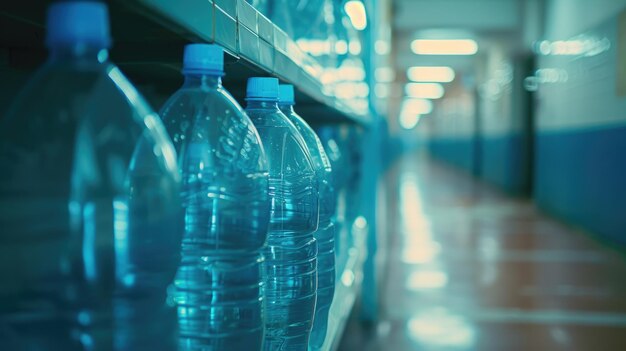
[245,77,319,351]
[315,125,348,272]
[278,85,336,350]
[159,44,270,350]
[0,3,182,351]
[342,126,363,251]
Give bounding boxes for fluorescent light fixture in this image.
[406,270,448,290]
[335,82,369,99]
[339,66,366,81]
[375,83,389,98]
[335,40,348,55]
[402,98,433,115]
[399,113,421,130]
[375,67,395,82]
[345,1,367,31]
[535,38,611,57]
[375,40,391,55]
[405,83,444,99]
[348,40,362,55]
[411,39,478,55]
[402,243,440,264]
[407,66,455,83]
[296,39,332,56]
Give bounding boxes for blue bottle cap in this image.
[279,84,295,105]
[246,77,279,101]
[45,2,112,49]
[182,44,225,76]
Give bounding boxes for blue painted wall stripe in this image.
[480,133,531,195]
[429,137,476,172]
[535,125,626,244]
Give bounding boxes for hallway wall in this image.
[425,78,478,172]
[422,0,626,244]
[475,45,532,195]
[535,0,626,243]
[423,42,532,195]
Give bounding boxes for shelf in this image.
[322,221,368,351]
[0,1,371,346]
[0,0,371,125]
[127,0,371,125]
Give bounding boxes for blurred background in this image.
[2,0,626,350]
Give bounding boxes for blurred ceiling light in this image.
[344,0,368,31]
[407,308,476,347]
[399,113,421,130]
[375,40,391,55]
[349,40,362,55]
[335,40,348,55]
[411,39,478,55]
[405,83,444,99]
[296,39,332,56]
[375,83,389,98]
[406,270,448,290]
[402,98,433,115]
[335,82,369,99]
[355,83,369,97]
[339,66,366,81]
[407,66,455,83]
[375,67,395,82]
[402,243,440,264]
[320,71,336,85]
[354,215,368,229]
[535,38,610,57]
[348,98,369,115]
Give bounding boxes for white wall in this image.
[424,79,476,139]
[476,44,519,137]
[544,0,626,39]
[536,0,626,131]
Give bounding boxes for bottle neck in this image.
[48,46,108,64]
[246,100,280,111]
[278,103,295,114]
[182,74,222,89]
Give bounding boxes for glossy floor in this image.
[339,151,626,351]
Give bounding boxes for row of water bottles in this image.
[0,2,360,351]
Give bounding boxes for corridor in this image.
[340,151,626,351]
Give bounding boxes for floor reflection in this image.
[407,307,476,348]
[339,152,626,351]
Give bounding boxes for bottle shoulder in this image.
[0,60,179,196]
[160,87,260,142]
[247,109,317,177]
[160,85,247,120]
[4,61,105,119]
[5,61,156,128]
[160,86,268,175]
[283,111,333,172]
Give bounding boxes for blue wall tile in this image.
[429,137,476,172]
[535,125,626,244]
[480,133,530,195]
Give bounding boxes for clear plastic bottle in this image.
[342,126,363,251]
[278,85,335,350]
[315,125,348,272]
[245,78,319,351]
[0,3,182,351]
[159,44,270,351]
